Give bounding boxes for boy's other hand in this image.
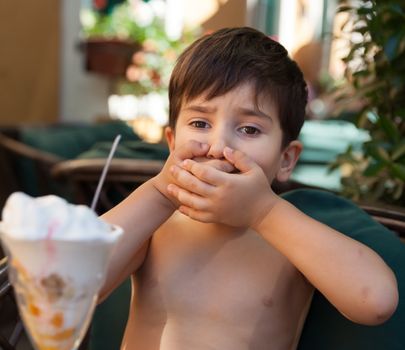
[167,147,279,228]
[192,157,236,173]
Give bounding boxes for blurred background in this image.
[0,0,404,206]
[0,0,346,128]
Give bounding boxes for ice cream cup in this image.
[0,222,123,350]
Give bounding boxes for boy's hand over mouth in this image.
[192,157,237,173]
[168,147,279,228]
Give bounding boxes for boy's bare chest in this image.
[133,217,312,331]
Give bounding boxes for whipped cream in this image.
[1,192,115,241]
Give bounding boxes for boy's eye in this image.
[239,126,260,135]
[190,120,210,128]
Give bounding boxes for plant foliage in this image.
[332,0,405,205]
[81,0,200,95]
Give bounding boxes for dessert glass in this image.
[0,224,122,350]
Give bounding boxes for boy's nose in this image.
[207,137,227,159]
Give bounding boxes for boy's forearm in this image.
[253,198,398,325]
[100,177,175,299]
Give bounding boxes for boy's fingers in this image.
[178,206,213,223]
[192,158,236,173]
[167,184,209,211]
[170,165,215,196]
[178,141,209,160]
[223,147,256,173]
[181,159,225,186]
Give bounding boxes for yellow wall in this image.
[202,0,246,31]
[0,0,60,126]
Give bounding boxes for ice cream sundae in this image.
[0,192,123,350]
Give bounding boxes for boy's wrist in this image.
[251,194,283,232]
[150,175,178,212]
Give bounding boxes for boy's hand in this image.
[167,147,280,228]
[152,140,210,208]
[192,157,236,173]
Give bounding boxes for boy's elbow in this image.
[367,286,399,325]
[360,282,399,326]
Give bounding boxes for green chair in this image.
[0,120,141,206]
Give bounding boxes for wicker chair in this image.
[51,158,164,215]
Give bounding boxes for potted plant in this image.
[331,0,405,207]
[80,0,198,80]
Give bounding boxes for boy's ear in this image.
[164,126,175,152]
[276,140,302,182]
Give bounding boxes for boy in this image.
[101,27,398,350]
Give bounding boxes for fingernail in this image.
[224,147,234,157]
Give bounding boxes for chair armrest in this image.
[52,158,164,182]
[360,205,405,240]
[51,158,164,213]
[0,133,62,165]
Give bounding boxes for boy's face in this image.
[165,83,302,184]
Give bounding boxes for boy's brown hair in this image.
[168,27,308,148]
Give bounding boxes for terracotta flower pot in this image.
[81,38,141,78]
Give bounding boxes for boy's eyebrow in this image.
[183,105,215,114]
[238,107,273,121]
[183,105,273,121]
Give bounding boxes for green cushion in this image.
[20,121,140,159]
[78,140,169,160]
[89,279,131,350]
[89,189,405,349]
[16,121,140,196]
[282,190,405,350]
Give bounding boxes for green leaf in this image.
[352,69,370,78]
[392,142,405,161]
[378,147,390,161]
[378,114,400,142]
[391,163,405,182]
[397,108,405,119]
[363,160,385,177]
[372,178,388,201]
[357,6,373,16]
[384,33,402,61]
[365,143,390,162]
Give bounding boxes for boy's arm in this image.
[254,199,398,325]
[99,180,173,301]
[167,148,399,325]
[99,141,210,301]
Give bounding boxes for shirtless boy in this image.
[100,27,398,350]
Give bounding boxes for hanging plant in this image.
[80,0,200,90]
